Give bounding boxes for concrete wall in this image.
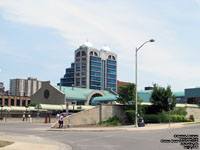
[100,104,125,122]
[185,107,200,122]
[52,104,126,128]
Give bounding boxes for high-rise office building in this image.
[10,77,42,97]
[59,42,117,92]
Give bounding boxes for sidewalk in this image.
[49,122,199,132]
[0,132,72,150]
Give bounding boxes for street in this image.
[0,122,199,150]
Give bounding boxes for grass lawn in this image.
[0,140,14,148]
[183,122,200,125]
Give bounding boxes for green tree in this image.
[117,83,136,105]
[28,102,39,107]
[150,84,176,113]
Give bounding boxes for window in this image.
[90,51,93,56]
[17,100,20,106]
[90,76,101,81]
[94,52,98,56]
[76,63,80,71]
[107,69,116,74]
[108,55,111,59]
[76,73,80,76]
[90,56,101,62]
[82,57,86,61]
[82,72,86,76]
[107,65,116,70]
[77,101,85,105]
[11,99,14,106]
[5,98,8,106]
[82,51,86,56]
[0,98,2,106]
[90,62,101,67]
[22,100,26,106]
[112,56,116,60]
[76,58,80,62]
[76,51,80,57]
[107,60,116,65]
[82,63,86,71]
[91,67,101,72]
[28,100,31,105]
[90,72,101,76]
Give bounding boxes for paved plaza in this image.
[0,122,199,150]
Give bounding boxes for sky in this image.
[0,0,200,92]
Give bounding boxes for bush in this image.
[170,108,187,116]
[144,113,191,123]
[98,116,120,126]
[189,115,195,122]
[125,110,135,124]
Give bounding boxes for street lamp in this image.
[0,104,3,122]
[135,39,155,127]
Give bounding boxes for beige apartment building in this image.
[10,77,42,97]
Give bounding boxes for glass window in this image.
[0,98,2,106]
[90,51,93,56]
[28,100,31,104]
[107,74,116,79]
[107,65,116,70]
[22,100,26,106]
[108,55,111,59]
[90,71,101,76]
[5,98,8,106]
[90,56,101,62]
[94,52,98,56]
[76,51,80,57]
[107,69,116,74]
[82,51,86,56]
[90,62,101,67]
[76,58,80,62]
[11,99,14,106]
[90,76,101,81]
[76,73,80,76]
[82,72,86,76]
[107,60,116,65]
[91,67,101,72]
[17,100,20,106]
[82,57,86,61]
[112,56,116,60]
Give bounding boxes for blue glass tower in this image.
[59,42,117,92]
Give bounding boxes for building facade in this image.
[0,95,30,107]
[0,82,5,95]
[59,42,117,92]
[10,77,42,97]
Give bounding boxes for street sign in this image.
[168,98,172,105]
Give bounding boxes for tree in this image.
[150,84,176,113]
[28,102,39,107]
[117,83,136,105]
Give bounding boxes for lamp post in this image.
[1,104,3,122]
[135,39,155,127]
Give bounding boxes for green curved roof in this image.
[55,86,117,101]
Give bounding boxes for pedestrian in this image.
[59,114,64,128]
[22,113,25,121]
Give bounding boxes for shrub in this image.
[144,113,191,123]
[189,115,195,122]
[170,108,187,116]
[98,116,120,126]
[125,110,135,124]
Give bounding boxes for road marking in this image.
[69,135,112,143]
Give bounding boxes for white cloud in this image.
[0,0,199,90]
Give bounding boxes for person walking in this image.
[59,114,64,128]
[22,113,25,121]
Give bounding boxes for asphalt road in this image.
[0,122,199,150]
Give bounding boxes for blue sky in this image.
[0,0,200,92]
